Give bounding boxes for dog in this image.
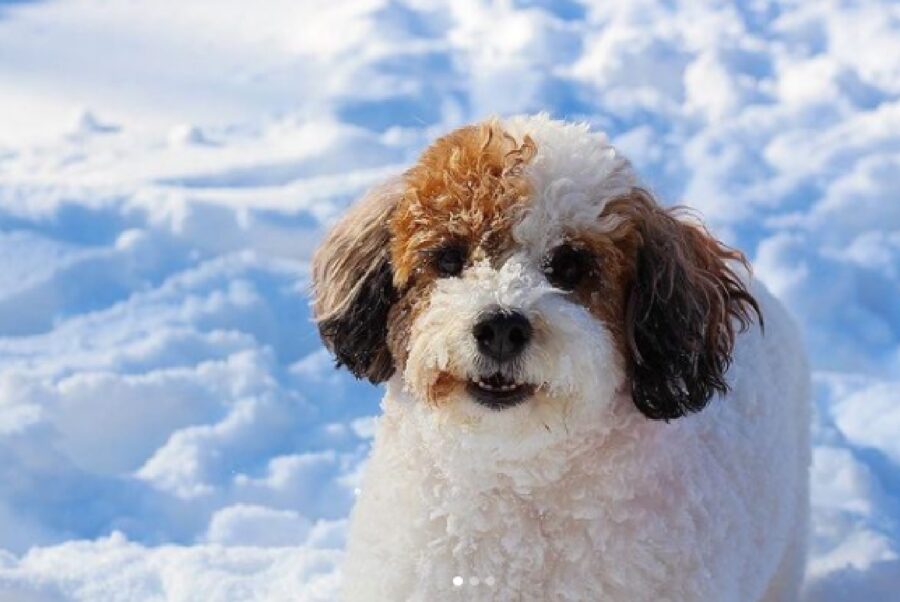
[312,114,811,601]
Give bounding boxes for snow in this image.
[0,0,897,599]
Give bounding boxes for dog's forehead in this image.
[501,114,636,252]
[389,114,636,285]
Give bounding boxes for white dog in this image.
[312,114,810,602]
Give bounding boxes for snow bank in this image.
[0,0,897,599]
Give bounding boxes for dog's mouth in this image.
[466,373,536,410]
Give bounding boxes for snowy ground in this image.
[0,0,897,600]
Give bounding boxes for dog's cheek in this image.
[401,299,453,402]
[401,283,484,403]
[386,285,431,376]
[526,297,625,405]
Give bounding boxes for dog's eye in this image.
[433,245,466,277]
[544,245,591,290]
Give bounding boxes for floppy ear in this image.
[312,181,400,383]
[623,190,762,420]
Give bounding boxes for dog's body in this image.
[313,115,810,601]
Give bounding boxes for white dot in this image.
[485,576,495,587]
[470,577,480,586]
[452,576,464,587]
[353,488,361,496]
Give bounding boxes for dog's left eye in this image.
[544,244,592,290]
[433,245,466,277]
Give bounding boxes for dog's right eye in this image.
[433,245,466,277]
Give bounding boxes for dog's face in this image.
[313,115,759,444]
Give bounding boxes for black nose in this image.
[472,309,532,362]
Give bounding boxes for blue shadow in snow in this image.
[0,0,43,19]
[514,0,585,21]
[0,200,139,247]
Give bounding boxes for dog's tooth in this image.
[473,376,534,393]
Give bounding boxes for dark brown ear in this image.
[311,181,400,383]
[623,190,762,420]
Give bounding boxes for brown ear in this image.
[311,180,401,383]
[623,190,762,420]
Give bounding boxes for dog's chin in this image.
[391,362,631,475]
[398,372,614,473]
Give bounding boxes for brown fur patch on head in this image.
[390,120,536,288]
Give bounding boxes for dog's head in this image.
[313,115,760,446]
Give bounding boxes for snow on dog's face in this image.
[313,115,760,444]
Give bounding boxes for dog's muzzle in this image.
[468,308,536,409]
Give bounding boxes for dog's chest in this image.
[395,433,713,601]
